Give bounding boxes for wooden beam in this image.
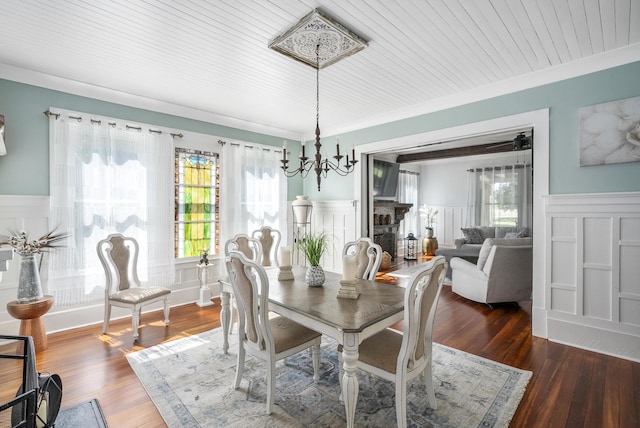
[396,141,514,163]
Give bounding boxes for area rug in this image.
[55,399,108,427]
[127,328,530,427]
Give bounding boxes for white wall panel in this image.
[550,287,576,313]
[583,268,611,320]
[310,200,357,273]
[551,241,576,287]
[620,246,640,295]
[620,299,640,326]
[546,192,640,362]
[584,217,612,264]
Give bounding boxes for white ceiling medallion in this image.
[269,9,368,69]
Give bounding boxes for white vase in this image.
[305,265,325,287]
[292,195,313,225]
[17,254,44,303]
[425,228,434,238]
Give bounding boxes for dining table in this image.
[219,265,407,428]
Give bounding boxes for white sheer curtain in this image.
[465,162,532,229]
[219,141,287,247]
[49,110,175,306]
[397,170,419,238]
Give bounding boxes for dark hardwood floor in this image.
[2,257,638,427]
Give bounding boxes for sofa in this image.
[455,226,529,250]
[450,237,533,305]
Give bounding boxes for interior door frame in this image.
[353,109,550,338]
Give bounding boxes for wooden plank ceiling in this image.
[0,0,638,140]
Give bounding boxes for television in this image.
[372,159,400,199]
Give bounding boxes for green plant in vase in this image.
[296,231,329,286]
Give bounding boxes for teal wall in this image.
[2,62,639,201]
[307,61,640,200]
[0,79,303,198]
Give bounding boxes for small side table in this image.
[196,264,214,307]
[6,295,54,352]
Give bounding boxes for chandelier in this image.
[269,9,368,191]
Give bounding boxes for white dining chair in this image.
[224,234,263,333]
[225,250,321,414]
[97,233,170,340]
[338,255,447,428]
[342,237,383,280]
[251,226,281,267]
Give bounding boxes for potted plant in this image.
[296,231,329,286]
[419,205,438,238]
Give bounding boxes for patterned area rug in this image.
[127,328,530,427]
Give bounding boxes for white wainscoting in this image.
[432,205,466,248]
[545,192,640,362]
[310,200,358,273]
[0,195,214,334]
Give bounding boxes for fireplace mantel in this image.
[373,201,413,222]
[372,201,413,260]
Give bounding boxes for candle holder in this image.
[337,279,360,299]
[278,265,294,281]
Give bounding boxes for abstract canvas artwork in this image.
[579,96,640,166]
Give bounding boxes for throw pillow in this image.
[504,229,528,239]
[461,228,483,244]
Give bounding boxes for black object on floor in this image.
[55,399,108,428]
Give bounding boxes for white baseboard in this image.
[548,318,640,363]
[0,285,203,335]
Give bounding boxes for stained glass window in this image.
[174,148,219,258]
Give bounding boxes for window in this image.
[48,109,175,305]
[397,170,419,237]
[174,148,219,258]
[466,164,532,228]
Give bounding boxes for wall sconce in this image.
[0,115,6,156]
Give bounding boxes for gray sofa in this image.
[455,226,529,250]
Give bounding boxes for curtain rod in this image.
[467,163,530,172]
[217,138,282,154]
[399,169,419,175]
[43,109,184,138]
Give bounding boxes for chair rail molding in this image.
[545,191,640,362]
